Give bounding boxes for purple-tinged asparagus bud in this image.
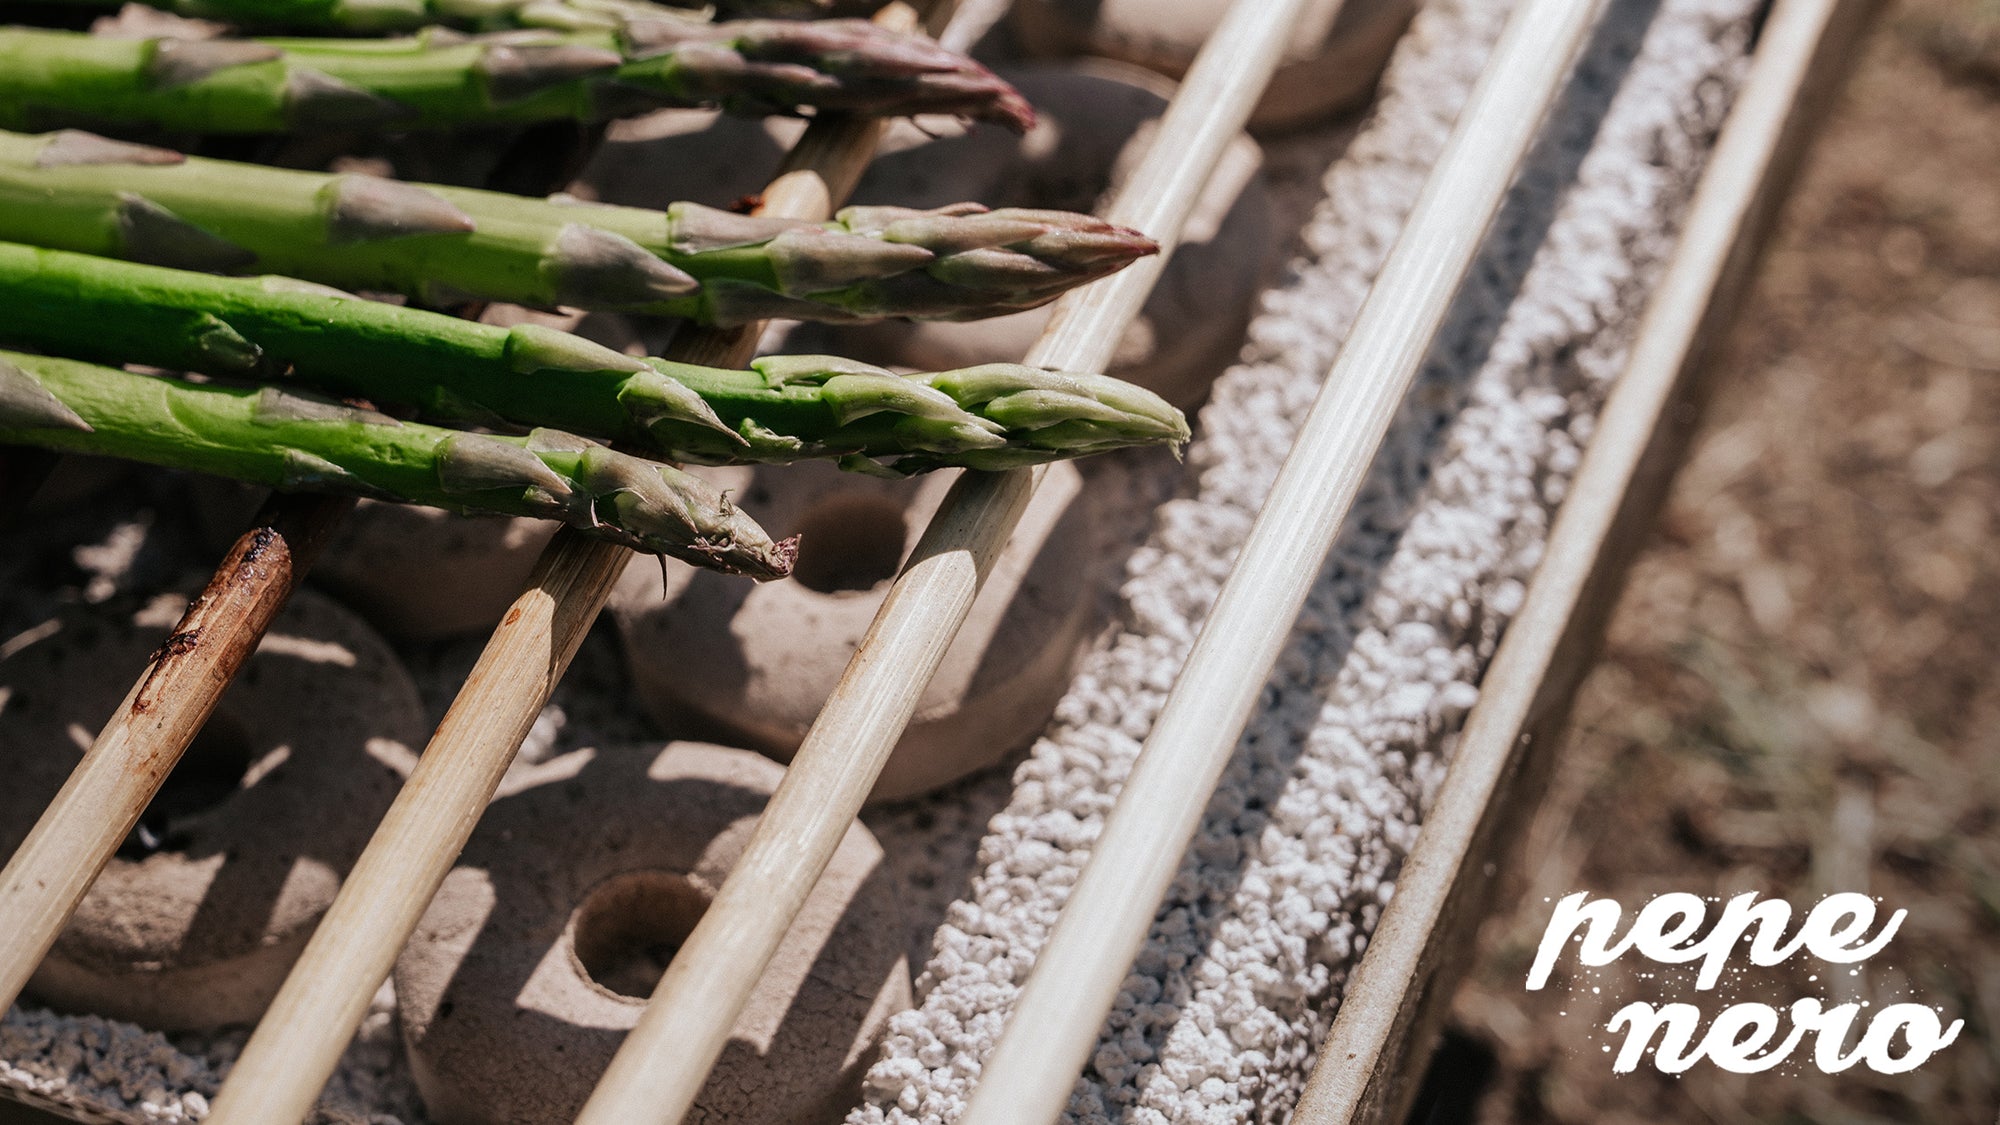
[766,228,935,293]
[282,67,419,126]
[437,430,577,509]
[476,41,624,101]
[543,223,698,307]
[624,17,1036,132]
[146,40,283,89]
[838,203,1158,285]
[619,368,744,443]
[0,357,92,433]
[664,202,804,253]
[918,363,1190,445]
[574,445,796,579]
[878,213,1055,255]
[815,372,1003,433]
[35,129,184,168]
[926,247,1068,293]
[116,193,258,272]
[324,175,478,244]
[253,386,400,426]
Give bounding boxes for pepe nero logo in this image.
[1527,891,1963,1076]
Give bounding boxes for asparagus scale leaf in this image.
[0,243,1191,472]
[0,129,1155,325]
[0,21,1035,134]
[0,349,796,579]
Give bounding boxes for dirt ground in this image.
[1446,0,2000,1122]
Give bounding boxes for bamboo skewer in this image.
[197,11,922,1124]
[952,0,1608,1121]
[0,493,352,1017]
[571,1,1328,1122]
[1291,0,1881,1117]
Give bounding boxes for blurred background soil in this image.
[1444,0,2000,1121]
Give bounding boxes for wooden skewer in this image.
[572,1,1329,1122]
[198,9,923,1122]
[0,494,353,1015]
[953,0,1609,1120]
[1291,0,1881,1118]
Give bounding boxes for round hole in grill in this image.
[118,712,255,859]
[788,495,909,594]
[570,870,711,1000]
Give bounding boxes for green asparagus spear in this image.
[0,349,796,578]
[50,0,712,35]
[0,243,1190,473]
[0,21,1035,133]
[40,0,876,34]
[0,129,1152,325]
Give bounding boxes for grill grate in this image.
[0,0,1877,1120]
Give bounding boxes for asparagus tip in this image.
[993,87,1038,134]
[760,533,801,581]
[637,17,1038,133]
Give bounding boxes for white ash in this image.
[851,0,1757,1121]
[0,991,417,1125]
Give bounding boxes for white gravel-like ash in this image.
[850,0,1757,1121]
[0,990,414,1124]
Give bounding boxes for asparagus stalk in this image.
[0,349,796,578]
[55,0,714,35]
[41,0,876,33]
[0,21,1035,134]
[0,129,1152,325]
[0,243,1190,473]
